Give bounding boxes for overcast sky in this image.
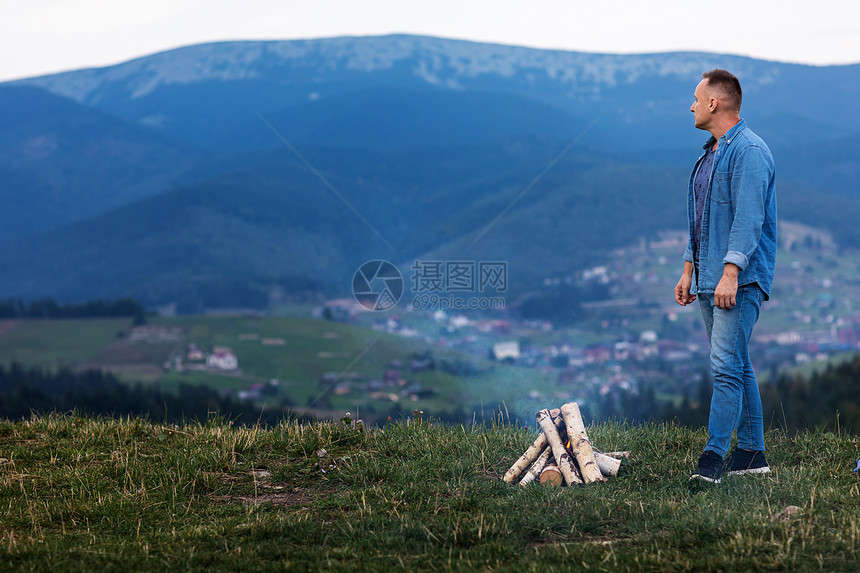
[1,0,858,82]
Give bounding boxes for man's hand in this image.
[715,263,740,309]
[675,261,696,306]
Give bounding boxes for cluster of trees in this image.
[0,297,146,325]
[4,353,859,432]
[593,355,860,434]
[759,358,860,433]
[0,363,306,426]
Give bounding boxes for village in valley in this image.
[139,226,860,420]
[123,223,860,423]
[353,225,856,413]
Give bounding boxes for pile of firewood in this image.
[502,402,629,487]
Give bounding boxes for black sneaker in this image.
[724,448,770,476]
[690,450,724,483]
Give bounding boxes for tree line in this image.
[0,297,146,324]
[593,354,860,435]
[3,354,859,432]
[0,362,309,426]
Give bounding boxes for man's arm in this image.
[724,146,773,270]
[719,145,772,309]
[714,263,740,309]
[674,261,696,306]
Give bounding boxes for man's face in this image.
[690,79,713,130]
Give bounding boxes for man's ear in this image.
[708,97,718,111]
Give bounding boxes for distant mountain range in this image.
[1,35,858,309]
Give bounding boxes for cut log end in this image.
[539,464,563,487]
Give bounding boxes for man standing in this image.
[675,69,777,483]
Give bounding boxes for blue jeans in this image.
[698,284,766,458]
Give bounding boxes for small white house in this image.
[640,330,658,343]
[207,346,238,370]
[493,341,521,361]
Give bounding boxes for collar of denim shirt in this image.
[701,118,747,151]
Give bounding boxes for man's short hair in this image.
[702,69,742,112]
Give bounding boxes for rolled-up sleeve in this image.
[723,250,748,269]
[683,242,694,263]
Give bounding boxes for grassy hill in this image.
[0,315,558,424]
[0,414,858,571]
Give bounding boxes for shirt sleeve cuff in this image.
[683,246,694,263]
[723,251,748,270]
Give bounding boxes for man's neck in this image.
[708,116,741,149]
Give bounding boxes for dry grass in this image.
[0,413,858,571]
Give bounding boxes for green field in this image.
[0,318,134,368]
[0,316,558,423]
[1,414,858,571]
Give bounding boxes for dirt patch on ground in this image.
[527,531,653,550]
[213,489,329,507]
[209,469,337,508]
[0,320,19,339]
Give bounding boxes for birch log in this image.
[518,447,553,487]
[536,409,582,485]
[594,451,622,477]
[560,402,605,483]
[502,411,564,484]
[600,451,631,459]
[539,463,563,487]
[503,434,546,483]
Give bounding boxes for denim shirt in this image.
[682,119,777,299]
